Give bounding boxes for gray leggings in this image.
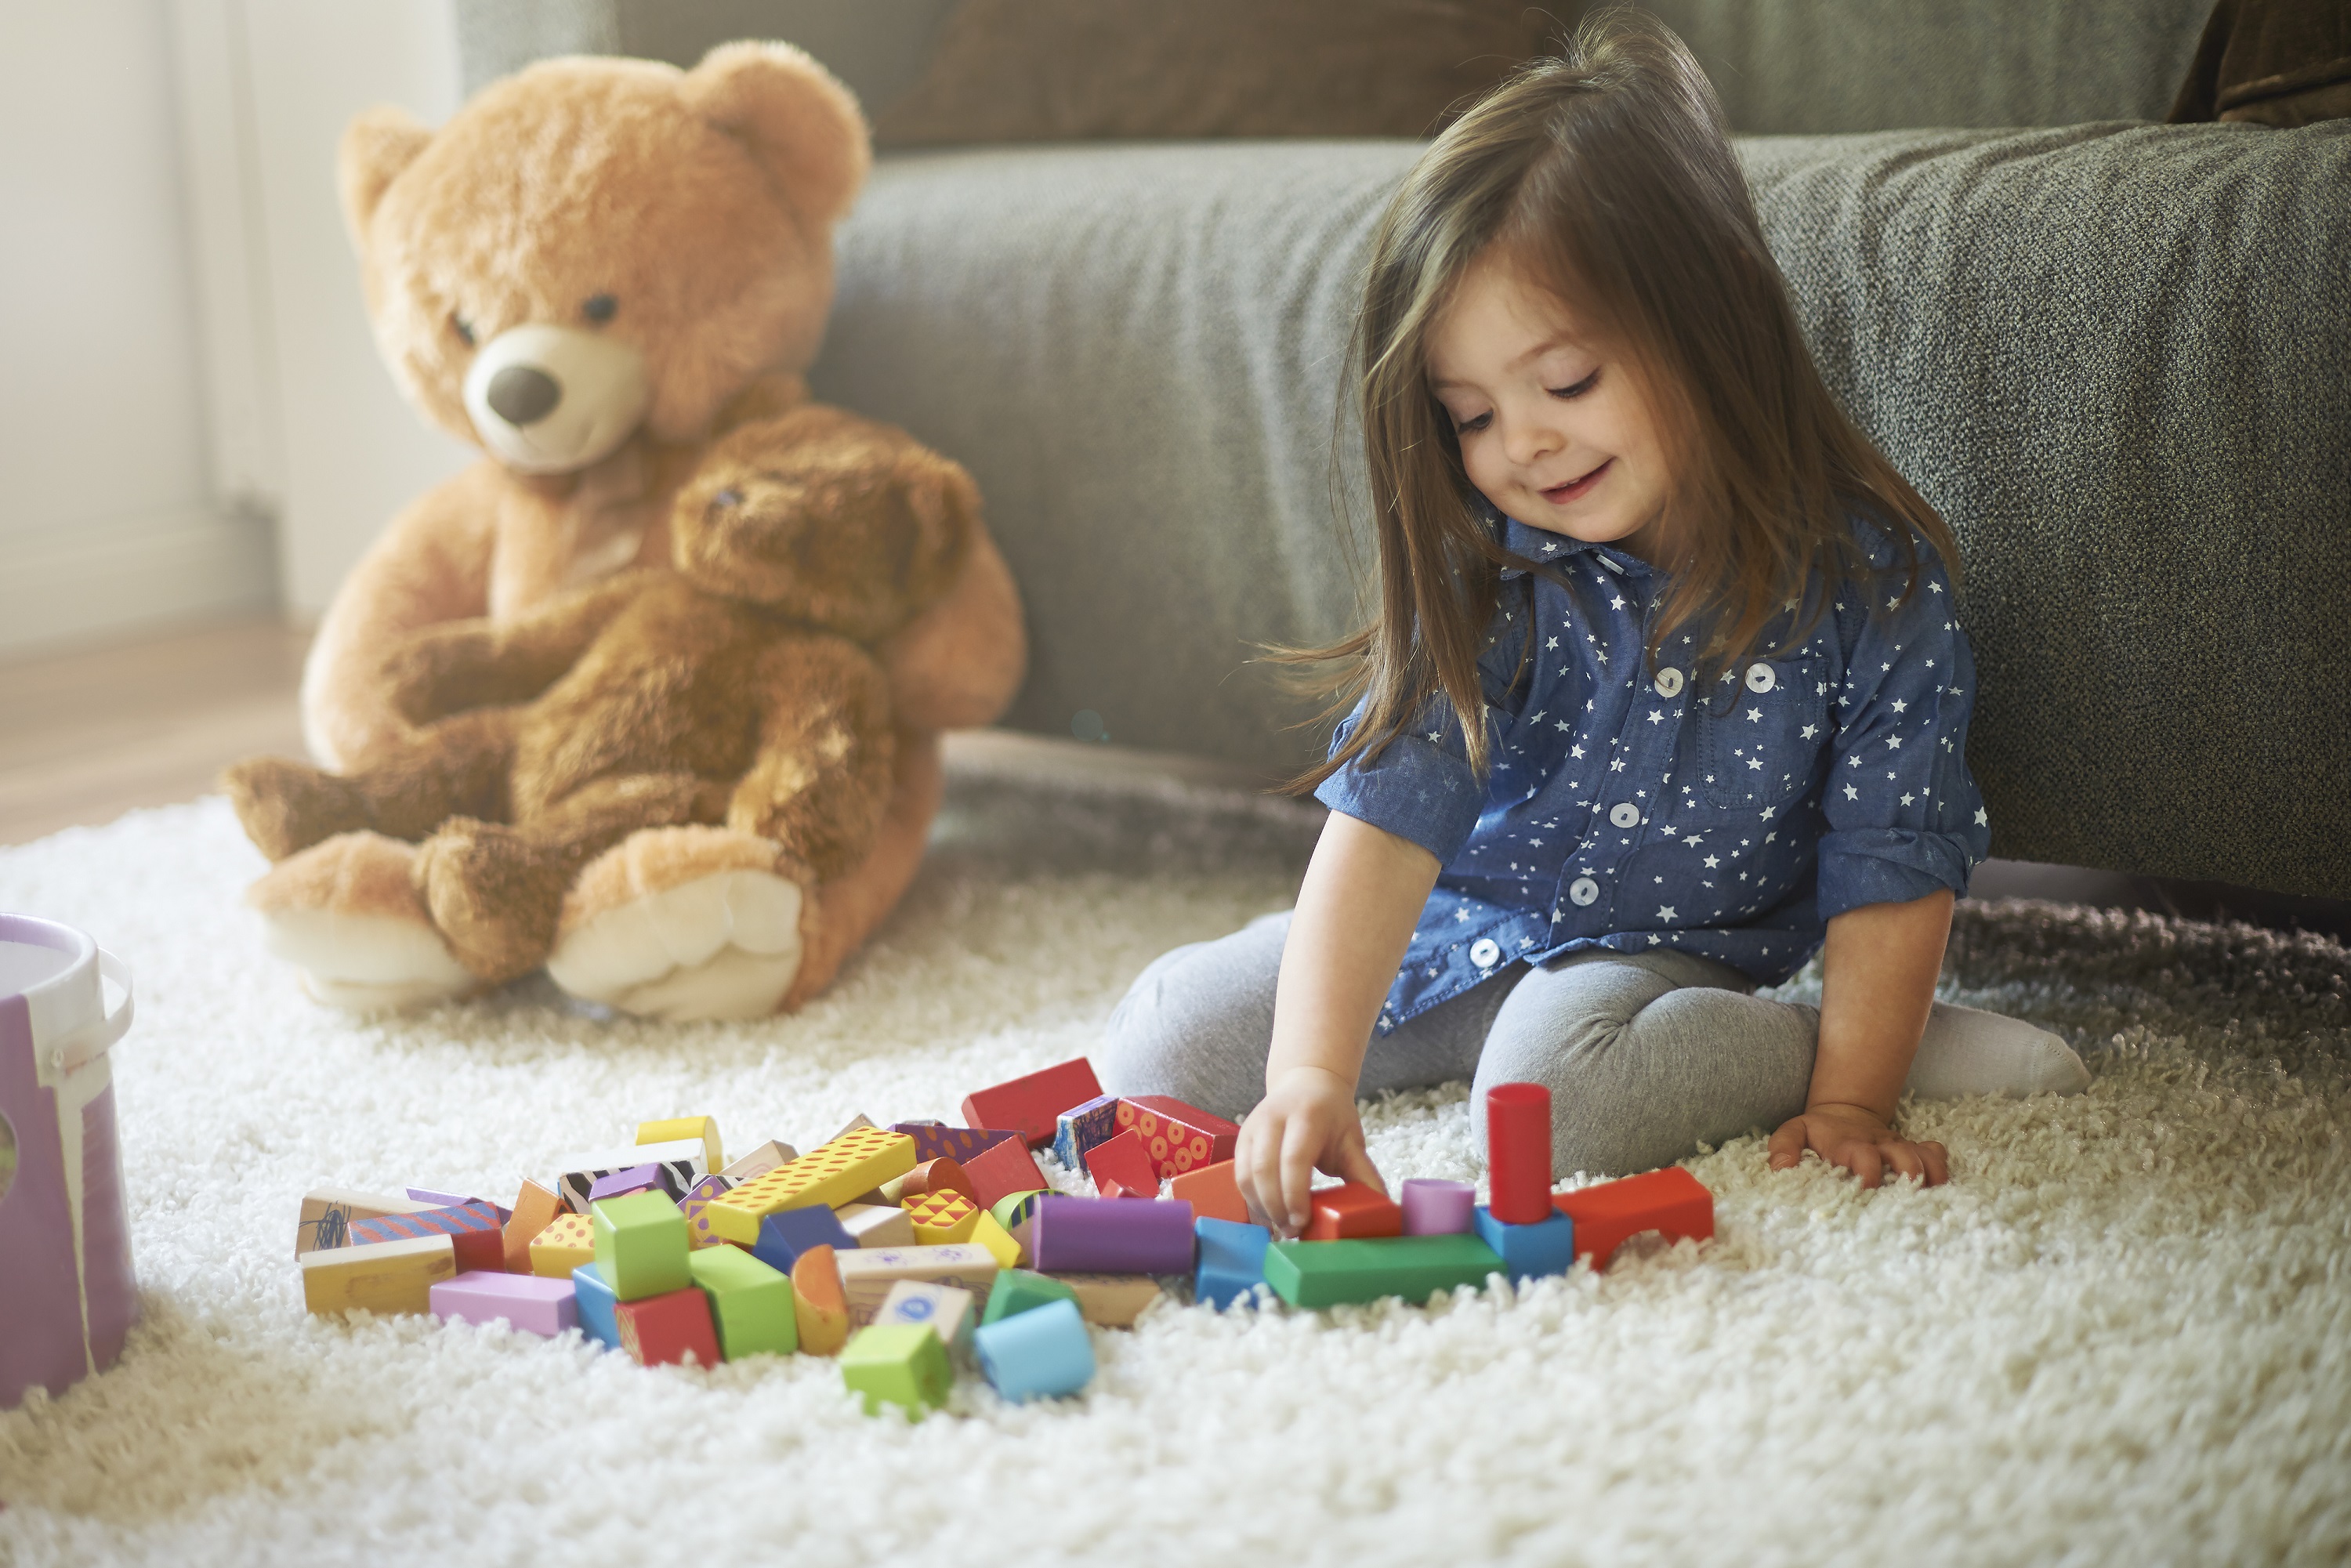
[1100,911,2088,1178]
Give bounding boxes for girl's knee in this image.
[1097,936,1280,1122]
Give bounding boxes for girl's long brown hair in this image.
[1280,7,1960,794]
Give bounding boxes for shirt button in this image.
[1469,938,1502,968]
[1608,802,1641,828]
[1569,877,1600,906]
[1654,668,1683,697]
[1745,662,1777,693]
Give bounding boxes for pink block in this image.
[1399,1178,1476,1235]
[430,1271,578,1337]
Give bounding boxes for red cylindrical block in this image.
[1486,1082,1553,1225]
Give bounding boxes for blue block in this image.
[973,1298,1094,1403]
[1471,1205,1576,1284]
[571,1262,621,1349]
[752,1206,854,1275]
[1194,1216,1272,1309]
[1052,1093,1122,1172]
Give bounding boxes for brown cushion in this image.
[871,0,1554,146]
[2169,0,2351,125]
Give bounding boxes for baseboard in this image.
[0,505,279,659]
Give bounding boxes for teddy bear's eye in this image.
[582,294,618,324]
[451,312,476,346]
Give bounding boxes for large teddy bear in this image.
[245,43,1025,1019]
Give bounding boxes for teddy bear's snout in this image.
[484,365,561,426]
[461,323,651,476]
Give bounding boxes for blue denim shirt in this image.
[1315,511,1990,1031]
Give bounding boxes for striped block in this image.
[350,1200,506,1273]
[703,1128,918,1244]
[553,1139,705,1214]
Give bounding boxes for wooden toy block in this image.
[1550,1167,1715,1266]
[990,1190,1049,1232]
[900,1157,978,1202]
[703,1127,918,1244]
[960,1057,1104,1149]
[1194,1216,1272,1309]
[679,1173,737,1249]
[1030,1195,1196,1274]
[752,1205,854,1275]
[836,1202,915,1250]
[1168,1160,1249,1226]
[1114,1095,1240,1179]
[406,1189,508,1219]
[1470,1205,1576,1284]
[964,1135,1050,1210]
[973,1297,1093,1403]
[295,1188,434,1257]
[980,1268,1081,1327]
[1486,1081,1554,1225]
[592,1190,691,1302]
[792,1245,850,1356]
[835,1244,1000,1326]
[969,1210,1024,1270]
[555,1139,704,1213]
[349,1200,507,1274]
[904,1190,981,1246]
[839,1324,951,1418]
[890,1123,1021,1164]
[717,1139,799,1183]
[830,1113,879,1140]
[586,1164,668,1204]
[688,1244,797,1360]
[1305,1182,1402,1240]
[875,1280,976,1357]
[637,1115,724,1175]
[572,1262,621,1349]
[614,1285,721,1367]
[529,1212,598,1278]
[1051,1094,1122,1171]
[1083,1128,1161,1199]
[300,1234,456,1316]
[430,1270,578,1338]
[502,1180,567,1273]
[1051,1273,1163,1327]
[1400,1178,1475,1236]
[1262,1235,1505,1308]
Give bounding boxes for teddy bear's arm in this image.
[728,635,897,881]
[382,570,660,726]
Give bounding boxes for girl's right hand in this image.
[1235,1064,1387,1238]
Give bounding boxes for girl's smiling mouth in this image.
[1540,458,1612,505]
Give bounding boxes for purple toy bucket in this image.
[0,914,138,1409]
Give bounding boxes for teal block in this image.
[592,1190,691,1302]
[973,1298,1093,1403]
[1194,1216,1270,1309]
[1262,1235,1505,1307]
[980,1267,1080,1325]
[1471,1205,1576,1284]
[571,1262,620,1349]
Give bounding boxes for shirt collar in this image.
[1489,508,1653,580]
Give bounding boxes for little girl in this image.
[1099,11,2088,1236]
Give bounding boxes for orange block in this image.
[1550,1167,1715,1266]
[1168,1160,1249,1226]
[502,1180,567,1273]
[793,1244,850,1356]
[1306,1181,1401,1240]
[901,1158,976,1203]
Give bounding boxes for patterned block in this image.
[703,1128,918,1244]
[295,1188,433,1257]
[529,1212,598,1277]
[555,1139,705,1214]
[835,1244,1001,1327]
[890,1123,1022,1164]
[965,1137,1049,1210]
[1052,1095,1121,1171]
[587,1165,667,1204]
[680,1173,738,1250]
[1114,1095,1240,1180]
[904,1190,980,1246]
[875,1280,976,1356]
[350,1200,506,1274]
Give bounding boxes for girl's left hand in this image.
[1767,1103,1948,1188]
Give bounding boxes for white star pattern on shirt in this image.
[1703,854,1719,867]
[1657,907,1675,922]
[1844,784,1860,800]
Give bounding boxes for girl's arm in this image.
[1235,810,1440,1237]
[1766,887,1954,1187]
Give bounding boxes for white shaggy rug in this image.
[2,745,2346,1567]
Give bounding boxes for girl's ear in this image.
[338,105,433,252]
[685,41,873,228]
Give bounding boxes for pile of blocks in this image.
[292,1060,1714,1418]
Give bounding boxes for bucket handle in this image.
[52,948,134,1073]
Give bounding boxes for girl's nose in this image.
[1503,415,1560,469]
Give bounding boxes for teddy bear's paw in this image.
[223,756,375,861]
[548,826,810,1020]
[414,820,570,984]
[245,833,475,1011]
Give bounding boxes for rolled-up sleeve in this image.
[1313,696,1489,866]
[1815,548,1993,922]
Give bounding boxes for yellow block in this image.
[529,1212,597,1277]
[299,1235,455,1316]
[904,1190,980,1246]
[969,1209,1023,1270]
[639,1116,724,1175]
[705,1128,917,1244]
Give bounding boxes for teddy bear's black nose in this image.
[486,364,561,426]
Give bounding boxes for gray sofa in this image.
[458,1,2351,902]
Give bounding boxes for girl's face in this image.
[1427,254,1669,559]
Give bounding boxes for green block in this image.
[839,1324,951,1418]
[687,1244,798,1360]
[989,1190,1049,1232]
[1262,1235,1505,1308]
[980,1267,1079,1326]
[591,1191,691,1302]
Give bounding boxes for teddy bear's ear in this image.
[338,105,433,252]
[685,41,873,228]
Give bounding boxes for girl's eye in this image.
[451,313,476,346]
[1454,411,1492,436]
[1547,370,1600,400]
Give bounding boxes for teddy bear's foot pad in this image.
[246,833,474,1012]
[549,865,804,1021]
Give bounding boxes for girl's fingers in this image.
[1235,1117,1278,1229]
[1846,1141,1884,1190]
[1918,1139,1951,1187]
[1765,1119,1806,1171]
[1277,1114,1320,1237]
[1882,1139,1926,1184]
[1334,1132,1386,1197]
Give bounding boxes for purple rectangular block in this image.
[890,1122,1021,1164]
[429,1271,578,1338]
[588,1165,664,1204]
[1030,1195,1197,1275]
[1400,1178,1476,1236]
